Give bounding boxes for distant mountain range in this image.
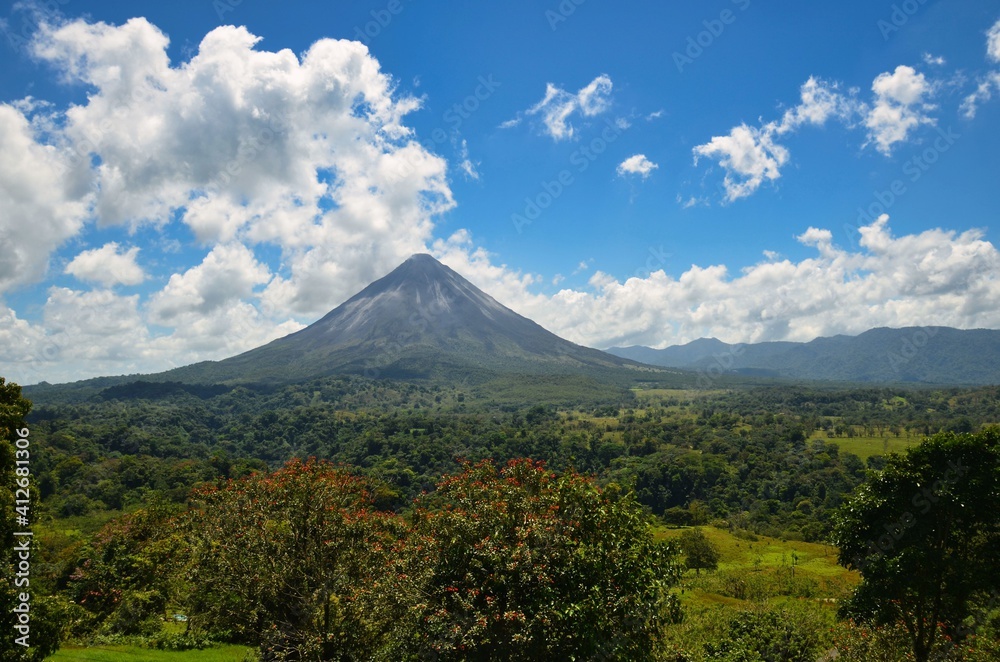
[153,254,653,385]
[607,327,1000,385]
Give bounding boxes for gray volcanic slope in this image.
[162,254,644,383]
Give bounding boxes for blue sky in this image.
[1,0,999,383]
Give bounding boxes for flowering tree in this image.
[184,459,423,660]
[408,459,682,661]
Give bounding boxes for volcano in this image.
[161,254,644,384]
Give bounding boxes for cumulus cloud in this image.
[617,154,658,179]
[693,124,789,202]
[864,65,935,155]
[0,286,303,384]
[524,75,613,140]
[412,217,1000,363]
[65,242,146,287]
[0,103,91,293]
[31,17,452,311]
[148,243,270,324]
[516,216,998,351]
[693,77,856,201]
[694,68,941,201]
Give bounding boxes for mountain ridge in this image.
[607,326,1000,385]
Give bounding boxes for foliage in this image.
[702,608,828,661]
[408,459,682,660]
[835,428,1000,662]
[65,500,188,638]
[12,375,1000,658]
[184,459,418,660]
[178,458,682,660]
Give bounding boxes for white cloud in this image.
[452,216,1000,353]
[693,124,789,201]
[774,77,857,134]
[0,16,460,382]
[65,242,146,287]
[458,140,479,180]
[923,53,946,66]
[0,286,303,384]
[30,18,452,313]
[0,104,91,293]
[5,214,999,384]
[961,19,1000,118]
[525,74,613,140]
[693,78,855,201]
[2,16,994,385]
[694,69,938,201]
[961,72,1000,118]
[148,243,270,324]
[989,18,1000,63]
[617,154,659,179]
[864,65,935,155]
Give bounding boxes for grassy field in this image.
[47,645,254,661]
[655,524,858,608]
[810,430,923,460]
[655,525,858,656]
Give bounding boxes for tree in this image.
[65,499,187,637]
[184,458,421,660]
[678,527,720,575]
[408,459,682,661]
[835,428,1000,662]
